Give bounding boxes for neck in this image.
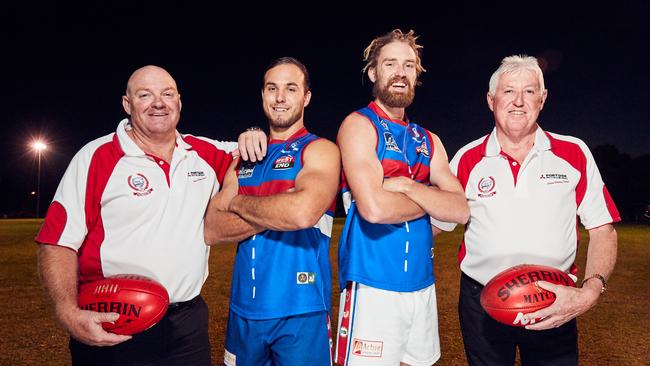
[127,126,176,163]
[269,120,305,141]
[496,126,537,162]
[374,99,405,121]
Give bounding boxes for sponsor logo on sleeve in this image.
[352,339,383,358]
[128,174,153,196]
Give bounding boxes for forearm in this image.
[402,182,469,224]
[230,192,324,231]
[204,210,263,245]
[37,245,80,322]
[583,224,618,287]
[356,190,426,224]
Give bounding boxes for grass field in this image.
[0,219,648,365]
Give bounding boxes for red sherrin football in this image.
[480,264,576,327]
[78,274,169,335]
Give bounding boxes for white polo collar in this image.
[116,118,191,157]
[484,125,552,157]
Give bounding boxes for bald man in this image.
[36,65,239,365]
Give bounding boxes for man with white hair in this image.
[435,55,620,365]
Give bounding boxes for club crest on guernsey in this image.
[384,132,401,153]
[128,174,153,196]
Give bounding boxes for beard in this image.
[265,107,304,129]
[373,75,415,108]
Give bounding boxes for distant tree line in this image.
[592,145,650,223]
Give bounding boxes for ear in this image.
[368,67,377,83]
[539,89,548,110]
[486,92,495,112]
[178,94,182,112]
[122,95,132,115]
[303,90,312,108]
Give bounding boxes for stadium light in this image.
[31,140,47,218]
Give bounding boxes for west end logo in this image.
[477,176,496,198]
[272,155,295,170]
[128,174,153,196]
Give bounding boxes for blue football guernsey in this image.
[338,102,435,292]
[229,127,334,320]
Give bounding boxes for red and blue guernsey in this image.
[230,127,335,319]
[339,102,435,292]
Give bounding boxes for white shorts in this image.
[335,281,441,366]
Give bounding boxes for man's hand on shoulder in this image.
[238,127,267,162]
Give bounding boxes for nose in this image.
[395,64,407,77]
[513,91,524,107]
[275,89,286,103]
[152,95,165,108]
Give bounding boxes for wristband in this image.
[581,274,607,293]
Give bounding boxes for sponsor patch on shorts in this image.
[224,349,236,366]
[352,338,383,357]
[296,272,316,284]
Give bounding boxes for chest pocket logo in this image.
[477,176,497,198]
[128,173,153,196]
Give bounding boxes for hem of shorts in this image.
[343,274,434,293]
[402,351,441,366]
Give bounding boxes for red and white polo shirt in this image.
[36,119,236,302]
[434,126,620,285]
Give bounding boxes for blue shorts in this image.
[224,309,332,366]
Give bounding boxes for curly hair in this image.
[362,29,426,77]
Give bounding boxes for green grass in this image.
[1,219,648,365]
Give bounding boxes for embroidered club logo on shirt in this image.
[478,176,496,197]
[272,155,295,170]
[352,339,383,357]
[128,174,153,196]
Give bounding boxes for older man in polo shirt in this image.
[434,55,620,366]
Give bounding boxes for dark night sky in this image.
[2,2,649,216]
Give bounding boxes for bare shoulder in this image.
[339,112,374,135]
[304,138,340,160]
